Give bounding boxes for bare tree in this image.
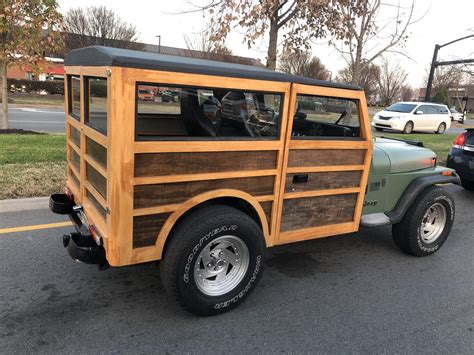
[401,85,415,101]
[335,0,421,85]
[278,50,330,80]
[63,6,142,51]
[186,0,367,70]
[377,58,408,106]
[338,62,380,103]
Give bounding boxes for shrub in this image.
[7,78,64,95]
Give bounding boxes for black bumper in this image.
[50,194,107,266]
[447,148,474,182]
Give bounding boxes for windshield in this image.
[385,103,417,113]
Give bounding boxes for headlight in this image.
[390,116,400,120]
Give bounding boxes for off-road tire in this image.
[160,205,266,316]
[392,186,455,256]
[403,121,414,134]
[461,179,474,191]
[436,122,446,134]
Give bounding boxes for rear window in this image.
[135,83,282,140]
[385,103,416,113]
[85,77,108,135]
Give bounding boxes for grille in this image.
[378,115,392,120]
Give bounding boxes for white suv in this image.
[372,102,451,134]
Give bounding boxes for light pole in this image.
[155,35,161,54]
[425,34,474,102]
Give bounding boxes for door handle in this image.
[292,174,308,184]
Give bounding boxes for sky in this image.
[57,0,474,88]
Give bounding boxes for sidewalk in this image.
[0,196,49,213]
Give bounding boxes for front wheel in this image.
[392,186,455,256]
[403,121,414,134]
[436,122,446,134]
[160,205,266,316]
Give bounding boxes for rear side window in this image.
[68,75,81,120]
[438,106,449,114]
[291,95,360,138]
[135,83,282,140]
[418,105,438,115]
[85,77,108,135]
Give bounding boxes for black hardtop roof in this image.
[64,46,362,91]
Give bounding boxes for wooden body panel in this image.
[63,65,372,267]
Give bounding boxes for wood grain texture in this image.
[288,149,365,167]
[285,170,361,193]
[280,193,358,232]
[134,151,278,177]
[133,213,172,248]
[86,190,107,220]
[86,163,107,199]
[259,201,273,231]
[86,137,107,169]
[134,176,275,208]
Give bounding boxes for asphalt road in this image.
[7,106,474,135]
[1,185,473,353]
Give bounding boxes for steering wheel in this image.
[335,109,348,125]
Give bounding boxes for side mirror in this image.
[415,110,424,115]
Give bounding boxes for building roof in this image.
[64,46,362,91]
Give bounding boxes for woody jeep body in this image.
[50,46,460,315]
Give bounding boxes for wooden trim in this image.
[68,162,80,181]
[66,115,81,129]
[83,197,108,235]
[83,125,108,147]
[283,187,360,200]
[289,140,370,150]
[292,83,364,100]
[122,67,290,93]
[133,169,277,185]
[68,140,81,156]
[65,66,110,77]
[84,181,107,208]
[84,154,107,178]
[133,204,182,216]
[134,141,280,153]
[286,165,365,174]
[67,178,81,202]
[278,222,358,244]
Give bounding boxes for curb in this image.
[0,196,49,213]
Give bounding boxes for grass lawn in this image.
[0,134,66,199]
[374,132,456,166]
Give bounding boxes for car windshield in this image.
[385,103,417,113]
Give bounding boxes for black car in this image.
[447,129,474,190]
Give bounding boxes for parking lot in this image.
[1,185,473,353]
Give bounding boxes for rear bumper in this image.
[50,193,108,267]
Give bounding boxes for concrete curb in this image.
[0,196,49,213]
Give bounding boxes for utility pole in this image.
[425,34,474,102]
[156,35,161,54]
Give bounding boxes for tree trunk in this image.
[266,18,278,70]
[0,60,8,130]
[352,38,363,85]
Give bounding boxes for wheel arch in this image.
[154,189,271,260]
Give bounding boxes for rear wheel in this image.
[160,205,266,316]
[392,186,454,256]
[403,121,414,134]
[436,122,446,134]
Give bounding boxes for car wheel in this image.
[403,121,414,134]
[392,186,454,256]
[160,205,266,316]
[461,179,474,191]
[436,122,446,134]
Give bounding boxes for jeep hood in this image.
[373,137,436,174]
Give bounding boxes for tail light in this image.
[453,133,465,149]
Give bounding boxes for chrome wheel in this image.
[404,122,413,134]
[194,235,250,296]
[420,203,447,244]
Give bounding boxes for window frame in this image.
[134,81,285,142]
[84,76,108,136]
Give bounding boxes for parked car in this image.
[372,102,451,134]
[450,107,465,123]
[50,46,460,316]
[446,129,474,190]
[137,88,154,101]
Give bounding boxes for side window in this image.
[292,95,360,138]
[438,106,449,114]
[68,75,80,120]
[417,105,428,114]
[135,83,282,140]
[85,77,108,135]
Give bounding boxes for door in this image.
[275,84,373,244]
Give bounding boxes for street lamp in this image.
[156,35,161,54]
[425,34,474,102]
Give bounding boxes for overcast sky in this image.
[58,0,474,88]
